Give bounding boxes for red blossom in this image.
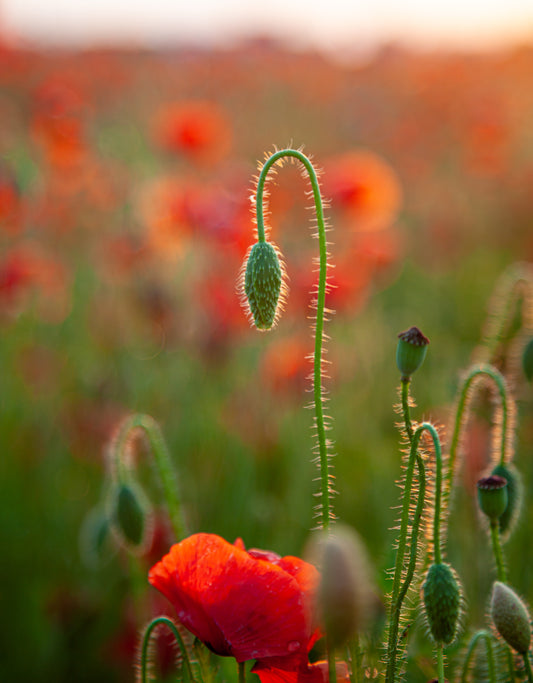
[148,533,320,667]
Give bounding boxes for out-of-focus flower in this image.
[323,151,402,232]
[0,167,22,234]
[152,100,232,165]
[149,533,320,668]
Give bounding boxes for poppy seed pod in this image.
[477,475,508,522]
[522,337,533,382]
[491,581,531,654]
[242,241,284,330]
[307,525,374,649]
[396,326,430,380]
[422,563,461,645]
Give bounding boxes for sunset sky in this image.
[2,0,533,55]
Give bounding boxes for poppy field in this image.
[2,36,533,683]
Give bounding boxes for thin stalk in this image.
[139,616,195,683]
[523,653,533,683]
[444,364,511,535]
[255,149,332,531]
[460,630,496,683]
[112,413,186,541]
[347,637,363,683]
[436,644,445,683]
[490,520,508,583]
[400,378,414,444]
[238,661,246,683]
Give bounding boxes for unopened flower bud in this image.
[307,525,374,649]
[522,338,533,382]
[112,482,150,549]
[241,241,285,330]
[422,563,461,645]
[477,475,508,522]
[491,581,531,654]
[396,326,429,380]
[491,463,523,540]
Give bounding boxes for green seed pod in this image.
[491,463,523,540]
[307,525,374,649]
[112,482,148,548]
[522,338,533,382]
[242,241,284,330]
[422,562,461,645]
[477,475,508,522]
[396,326,430,380]
[491,581,531,654]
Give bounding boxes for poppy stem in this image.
[139,616,196,683]
[111,413,186,542]
[444,364,512,539]
[238,661,246,683]
[255,148,333,530]
[460,630,497,683]
[489,519,508,583]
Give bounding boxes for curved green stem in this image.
[444,364,511,534]
[111,413,186,541]
[255,149,332,531]
[386,422,444,683]
[461,630,496,683]
[140,616,195,683]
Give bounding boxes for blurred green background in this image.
[1,41,533,682]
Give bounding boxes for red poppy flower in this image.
[252,658,350,683]
[148,533,319,667]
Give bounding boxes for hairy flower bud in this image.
[307,525,374,649]
[241,241,285,330]
[422,563,461,644]
[112,482,149,549]
[491,463,523,540]
[491,581,531,654]
[396,326,430,380]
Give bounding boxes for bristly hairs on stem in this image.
[474,262,533,384]
[442,364,516,543]
[238,147,336,533]
[136,615,199,683]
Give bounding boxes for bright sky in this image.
[3,0,533,54]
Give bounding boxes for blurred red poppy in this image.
[149,533,319,667]
[252,658,350,683]
[152,100,232,165]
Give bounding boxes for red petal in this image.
[252,660,350,683]
[149,533,312,662]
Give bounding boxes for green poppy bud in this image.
[477,475,508,522]
[522,338,533,382]
[396,326,430,380]
[422,562,461,644]
[491,581,531,654]
[241,241,285,330]
[307,525,374,649]
[491,463,523,540]
[112,482,148,548]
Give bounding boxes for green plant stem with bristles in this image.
[140,616,196,683]
[400,378,414,444]
[112,413,186,541]
[444,365,510,533]
[348,637,363,683]
[386,422,444,683]
[460,630,497,683]
[523,654,533,683]
[255,148,334,683]
[489,520,508,583]
[436,643,445,683]
[255,149,331,531]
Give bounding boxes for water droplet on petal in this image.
[287,640,300,653]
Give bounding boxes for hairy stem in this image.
[139,616,195,683]
[460,630,497,683]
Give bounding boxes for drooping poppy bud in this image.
[396,326,429,380]
[241,241,285,330]
[491,581,531,654]
[491,463,523,540]
[422,562,461,645]
[112,481,150,549]
[307,525,374,649]
[522,338,533,382]
[477,475,508,522]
